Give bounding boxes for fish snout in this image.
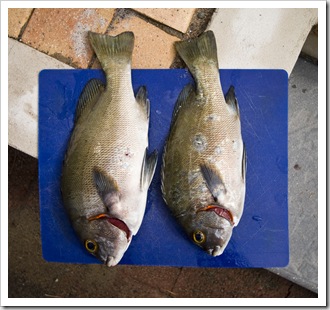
[106,256,117,267]
[208,246,223,257]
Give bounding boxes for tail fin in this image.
[175,31,218,75]
[88,31,134,68]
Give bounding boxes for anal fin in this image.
[140,148,158,190]
[135,86,150,119]
[225,85,240,118]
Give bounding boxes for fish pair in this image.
[61,30,246,267]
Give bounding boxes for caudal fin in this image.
[88,31,134,68]
[175,31,218,75]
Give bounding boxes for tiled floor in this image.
[7,8,318,299]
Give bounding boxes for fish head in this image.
[179,205,234,256]
[74,215,130,267]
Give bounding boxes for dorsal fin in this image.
[135,86,150,119]
[75,79,104,123]
[171,83,195,127]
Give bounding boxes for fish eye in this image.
[85,239,98,253]
[193,230,206,244]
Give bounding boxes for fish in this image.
[161,30,246,257]
[61,31,157,267]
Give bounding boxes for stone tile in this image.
[208,8,318,74]
[8,8,33,38]
[107,14,178,68]
[21,8,115,68]
[8,38,72,158]
[133,8,196,33]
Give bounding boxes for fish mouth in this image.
[207,246,223,257]
[106,256,117,267]
[88,213,131,240]
[197,204,234,226]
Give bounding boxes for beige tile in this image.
[208,8,318,74]
[8,38,72,158]
[8,8,33,38]
[108,14,178,68]
[134,8,196,33]
[21,8,115,68]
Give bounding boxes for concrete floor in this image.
[8,147,316,298]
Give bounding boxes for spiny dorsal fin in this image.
[171,83,195,127]
[88,31,134,68]
[75,78,104,123]
[200,163,226,202]
[140,148,158,191]
[225,85,240,118]
[93,167,120,208]
[135,86,150,119]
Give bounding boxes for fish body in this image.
[61,32,157,266]
[161,31,246,256]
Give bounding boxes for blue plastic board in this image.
[39,69,289,268]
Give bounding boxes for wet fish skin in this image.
[61,31,157,267]
[161,31,246,256]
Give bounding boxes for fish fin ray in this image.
[140,148,158,190]
[135,86,150,119]
[225,85,240,118]
[242,143,247,182]
[171,83,195,127]
[175,31,218,76]
[93,167,120,207]
[75,78,104,123]
[200,163,226,202]
[88,31,134,67]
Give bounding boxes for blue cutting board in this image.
[39,69,289,267]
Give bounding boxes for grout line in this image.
[17,8,35,41]
[168,267,183,297]
[128,8,185,40]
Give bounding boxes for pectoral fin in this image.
[140,149,158,190]
[200,163,226,202]
[93,168,120,208]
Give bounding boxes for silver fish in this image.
[161,31,246,256]
[61,31,157,266]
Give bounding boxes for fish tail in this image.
[88,31,134,68]
[175,31,218,77]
